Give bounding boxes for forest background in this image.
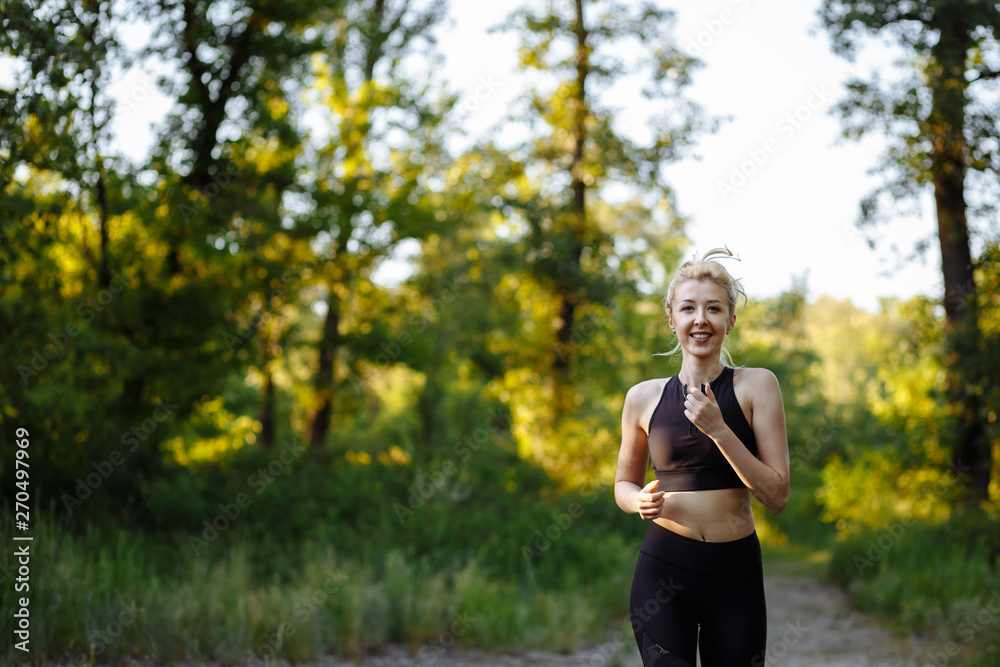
[1,0,1000,665]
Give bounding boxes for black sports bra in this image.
[646,366,758,491]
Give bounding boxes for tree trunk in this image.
[930,20,991,500]
[84,11,111,288]
[258,361,276,449]
[96,156,110,288]
[180,0,254,195]
[304,0,390,448]
[416,363,442,467]
[305,281,342,448]
[553,0,589,376]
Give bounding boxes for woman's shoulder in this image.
[627,376,673,394]
[622,377,672,423]
[732,366,780,392]
[624,377,672,407]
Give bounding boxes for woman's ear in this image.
[727,313,737,334]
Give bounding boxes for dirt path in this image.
[322,568,940,666]
[758,569,935,667]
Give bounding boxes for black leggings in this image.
[629,522,767,666]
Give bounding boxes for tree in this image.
[820,0,1000,500]
[0,0,178,519]
[138,0,344,448]
[472,0,709,483]
[0,0,339,518]
[498,0,705,387]
[1,0,119,284]
[297,0,452,448]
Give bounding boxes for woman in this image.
[615,248,789,666]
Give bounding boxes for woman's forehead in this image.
[674,279,727,300]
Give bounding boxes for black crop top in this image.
[646,366,758,491]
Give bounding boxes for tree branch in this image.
[969,68,1000,83]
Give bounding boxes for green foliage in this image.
[765,464,835,560]
[819,450,956,530]
[827,509,1000,637]
[463,0,709,485]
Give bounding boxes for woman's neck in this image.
[677,357,725,389]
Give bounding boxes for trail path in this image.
[324,567,941,667]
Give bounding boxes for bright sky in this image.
[5,0,945,312]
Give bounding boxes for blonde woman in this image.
[615,248,790,666]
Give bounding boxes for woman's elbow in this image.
[768,495,788,516]
[755,476,788,515]
[614,481,635,515]
[767,484,789,515]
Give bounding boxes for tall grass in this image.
[817,499,1000,667]
[0,510,637,664]
[827,508,1000,636]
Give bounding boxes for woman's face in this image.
[668,279,736,360]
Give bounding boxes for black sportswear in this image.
[646,366,758,492]
[630,522,767,666]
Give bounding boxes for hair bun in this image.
[700,246,740,264]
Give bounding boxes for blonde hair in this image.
[655,247,747,366]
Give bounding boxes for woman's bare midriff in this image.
[653,486,754,542]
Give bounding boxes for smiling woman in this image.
[655,247,746,367]
[614,248,790,667]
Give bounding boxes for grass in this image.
[827,509,1000,644]
[0,510,640,664]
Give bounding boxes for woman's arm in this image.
[685,369,790,514]
[615,383,664,519]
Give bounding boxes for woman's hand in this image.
[635,479,664,520]
[684,382,728,440]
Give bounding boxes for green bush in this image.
[827,508,1000,643]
